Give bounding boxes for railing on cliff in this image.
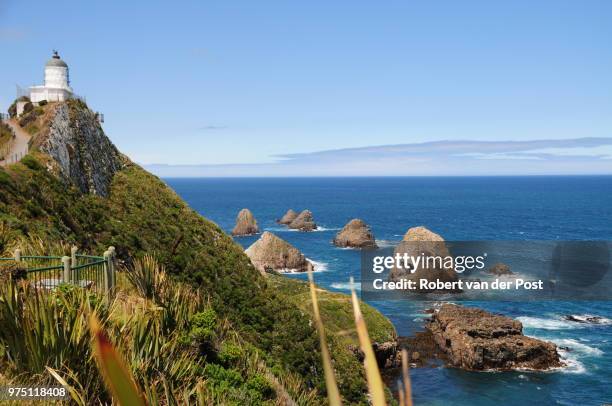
[0,246,117,293]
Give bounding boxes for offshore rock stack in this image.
[333,218,377,248]
[288,209,317,231]
[388,226,460,292]
[245,231,314,274]
[231,208,259,236]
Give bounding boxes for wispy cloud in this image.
[145,137,612,177]
[197,125,227,131]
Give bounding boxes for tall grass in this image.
[308,274,414,406]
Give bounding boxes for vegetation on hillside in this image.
[0,122,13,160]
[0,99,397,403]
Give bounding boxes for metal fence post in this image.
[71,246,78,282]
[14,249,21,262]
[103,250,111,292]
[108,246,116,289]
[62,256,71,284]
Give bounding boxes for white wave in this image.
[517,316,578,330]
[375,240,396,248]
[264,226,339,233]
[552,339,603,356]
[556,348,587,374]
[330,282,361,291]
[315,226,340,232]
[308,259,328,272]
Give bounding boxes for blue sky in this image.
[1,1,611,175]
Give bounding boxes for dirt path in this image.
[0,119,31,166]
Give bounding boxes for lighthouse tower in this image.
[29,51,74,103]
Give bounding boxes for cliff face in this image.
[39,101,124,197]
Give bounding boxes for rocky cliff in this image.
[38,100,125,196]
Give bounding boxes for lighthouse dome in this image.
[45,51,68,68]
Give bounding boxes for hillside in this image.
[0,99,396,403]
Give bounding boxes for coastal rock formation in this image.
[563,314,612,325]
[289,210,317,231]
[245,231,313,274]
[231,208,259,236]
[388,226,459,292]
[488,262,513,276]
[39,101,125,197]
[277,209,298,225]
[333,219,377,248]
[427,304,561,370]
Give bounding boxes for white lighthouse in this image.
[29,51,74,103]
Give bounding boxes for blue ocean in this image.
[166,176,612,406]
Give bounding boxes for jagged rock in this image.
[245,231,313,274]
[333,219,377,248]
[38,101,125,197]
[488,262,513,276]
[277,209,298,225]
[388,226,460,292]
[427,304,562,370]
[289,210,317,231]
[231,208,259,236]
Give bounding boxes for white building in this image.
[29,51,73,103]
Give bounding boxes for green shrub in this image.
[21,155,42,171]
[38,100,48,106]
[8,96,29,118]
[23,102,33,114]
[190,308,218,342]
[218,342,244,366]
[203,364,243,387]
[246,374,274,399]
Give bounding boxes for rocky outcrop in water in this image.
[231,208,259,236]
[563,314,612,325]
[333,219,377,248]
[427,304,562,370]
[289,210,317,231]
[488,262,513,276]
[39,101,125,197]
[245,231,313,274]
[277,209,298,225]
[388,226,460,292]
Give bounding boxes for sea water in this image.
[166,176,612,406]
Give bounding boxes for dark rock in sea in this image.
[244,231,313,274]
[231,208,259,236]
[563,314,611,325]
[277,209,298,225]
[488,262,513,276]
[372,340,400,369]
[350,340,401,369]
[427,304,562,371]
[388,226,460,292]
[288,209,317,231]
[333,218,377,248]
